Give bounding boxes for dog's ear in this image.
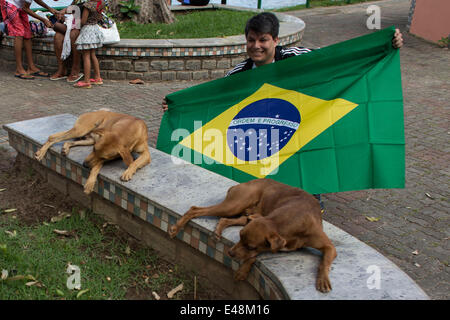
[119,148,134,166]
[266,232,286,253]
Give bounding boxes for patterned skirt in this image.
[75,24,104,50]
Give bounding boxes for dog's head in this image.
[83,129,133,168]
[228,216,286,261]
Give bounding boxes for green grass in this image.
[116,1,381,39]
[117,9,255,39]
[0,210,189,300]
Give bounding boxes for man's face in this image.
[246,30,280,67]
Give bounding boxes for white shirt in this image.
[6,0,33,9]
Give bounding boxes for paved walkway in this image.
[0,0,448,299]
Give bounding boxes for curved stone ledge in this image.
[3,114,429,300]
[0,7,304,81]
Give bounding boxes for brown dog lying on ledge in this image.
[168,178,337,293]
[35,110,151,194]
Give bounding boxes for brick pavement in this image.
[0,0,448,299]
[0,75,199,147]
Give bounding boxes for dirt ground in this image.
[0,146,231,300]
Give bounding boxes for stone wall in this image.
[0,34,303,80]
[0,36,252,81]
[97,55,248,81]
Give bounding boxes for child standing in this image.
[73,0,105,88]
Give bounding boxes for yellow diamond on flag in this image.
[179,83,359,178]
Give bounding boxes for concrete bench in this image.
[3,114,429,300]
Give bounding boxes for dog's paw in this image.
[213,230,222,241]
[83,181,95,195]
[234,269,249,281]
[61,144,70,156]
[35,150,45,161]
[120,170,134,182]
[168,225,179,238]
[316,276,332,293]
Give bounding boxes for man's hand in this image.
[392,28,403,49]
[162,98,168,112]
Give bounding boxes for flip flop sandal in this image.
[67,73,84,83]
[90,78,103,85]
[129,79,145,85]
[14,73,34,80]
[50,75,68,81]
[31,71,50,77]
[73,81,91,89]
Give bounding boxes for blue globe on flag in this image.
[227,98,301,161]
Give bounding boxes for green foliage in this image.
[119,0,141,20]
[437,36,450,48]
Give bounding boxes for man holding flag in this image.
[158,12,406,200]
[162,12,403,111]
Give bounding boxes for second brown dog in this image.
[169,178,337,293]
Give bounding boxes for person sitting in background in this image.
[49,0,86,82]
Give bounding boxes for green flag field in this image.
[157,26,405,194]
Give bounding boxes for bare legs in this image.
[81,49,100,83]
[14,36,27,75]
[90,49,100,80]
[51,22,81,80]
[69,29,81,79]
[51,29,65,78]
[14,37,42,76]
[81,50,90,83]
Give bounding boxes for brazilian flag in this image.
[156,27,405,194]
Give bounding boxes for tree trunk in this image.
[109,0,175,24]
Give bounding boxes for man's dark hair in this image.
[245,12,280,39]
